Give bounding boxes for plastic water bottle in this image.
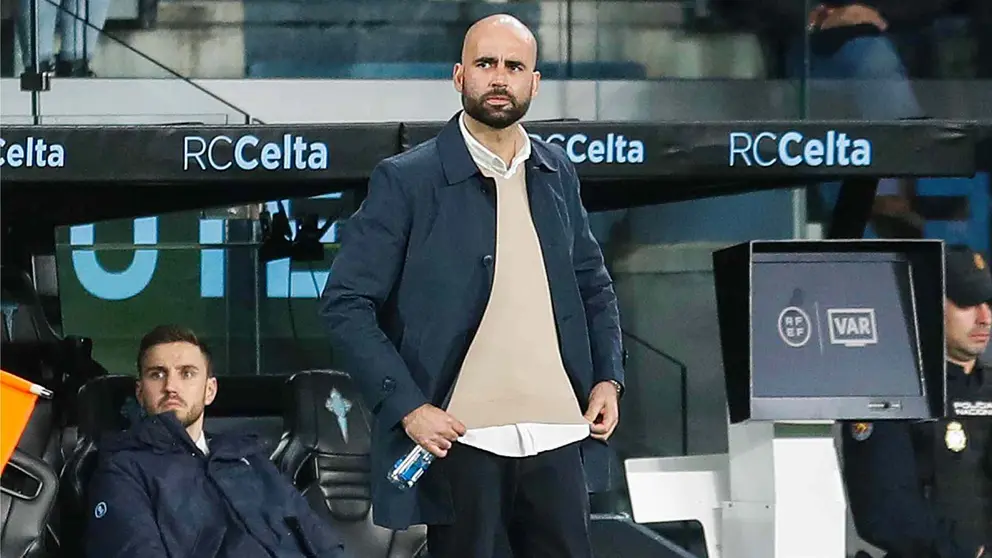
[387,445,435,490]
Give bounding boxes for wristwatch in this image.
[608,380,623,397]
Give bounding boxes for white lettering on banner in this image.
[529,133,645,165]
[827,308,878,347]
[68,199,338,301]
[0,137,65,168]
[728,131,872,168]
[952,401,992,416]
[183,134,329,171]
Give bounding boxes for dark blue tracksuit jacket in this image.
[85,412,347,558]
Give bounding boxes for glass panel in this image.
[2,0,990,126]
[588,186,805,522]
[793,0,992,119]
[53,195,342,376]
[2,0,990,90]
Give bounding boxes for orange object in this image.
[0,369,52,473]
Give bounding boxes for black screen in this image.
[750,252,924,398]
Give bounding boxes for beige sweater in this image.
[445,152,589,434]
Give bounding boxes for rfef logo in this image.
[777,306,812,348]
[183,134,329,171]
[827,308,878,347]
[529,132,645,165]
[728,131,872,168]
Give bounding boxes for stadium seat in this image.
[537,61,648,80]
[1,265,106,557]
[271,370,428,558]
[57,375,135,557]
[1,267,60,346]
[0,448,59,558]
[58,373,289,557]
[246,61,455,80]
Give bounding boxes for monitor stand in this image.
[720,420,848,558]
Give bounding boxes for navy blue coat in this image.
[85,412,347,558]
[319,112,625,530]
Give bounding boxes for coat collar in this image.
[99,410,264,460]
[437,111,558,186]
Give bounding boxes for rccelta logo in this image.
[530,132,645,164]
[728,130,872,168]
[184,134,328,171]
[0,137,65,168]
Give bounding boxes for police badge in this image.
[850,422,873,441]
[945,421,967,452]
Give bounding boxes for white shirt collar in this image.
[458,112,531,179]
[195,432,209,455]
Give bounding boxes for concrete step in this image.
[91,0,244,78]
[87,0,764,79]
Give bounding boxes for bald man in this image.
[321,14,625,558]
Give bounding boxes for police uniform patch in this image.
[945,421,967,452]
[850,422,873,441]
[976,253,986,270]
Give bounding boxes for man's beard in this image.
[462,89,531,130]
[157,396,205,428]
[177,401,205,428]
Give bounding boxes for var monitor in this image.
[713,240,945,423]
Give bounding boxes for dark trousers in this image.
[426,442,593,558]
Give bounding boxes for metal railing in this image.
[18,0,261,125]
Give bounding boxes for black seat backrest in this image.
[271,370,426,558]
[57,375,135,558]
[0,268,59,346]
[58,374,290,557]
[1,266,105,463]
[0,449,59,558]
[0,267,80,558]
[1,268,61,462]
[200,374,290,459]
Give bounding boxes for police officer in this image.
[843,245,992,558]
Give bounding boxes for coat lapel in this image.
[523,156,575,328]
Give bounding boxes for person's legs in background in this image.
[787,31,925,232]
[831,35,924,118]
[789,32,924,120]
[15,0,59,72]
[57,0,111,76]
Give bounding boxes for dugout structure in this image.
[0,119,987,558]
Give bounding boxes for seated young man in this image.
[85,325,348,558]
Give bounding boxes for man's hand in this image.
[808,3,888,31]
[584,381,620,441]
[401,404,467,458]
[977,545,986,558]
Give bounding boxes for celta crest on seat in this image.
[272,370,427,558]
